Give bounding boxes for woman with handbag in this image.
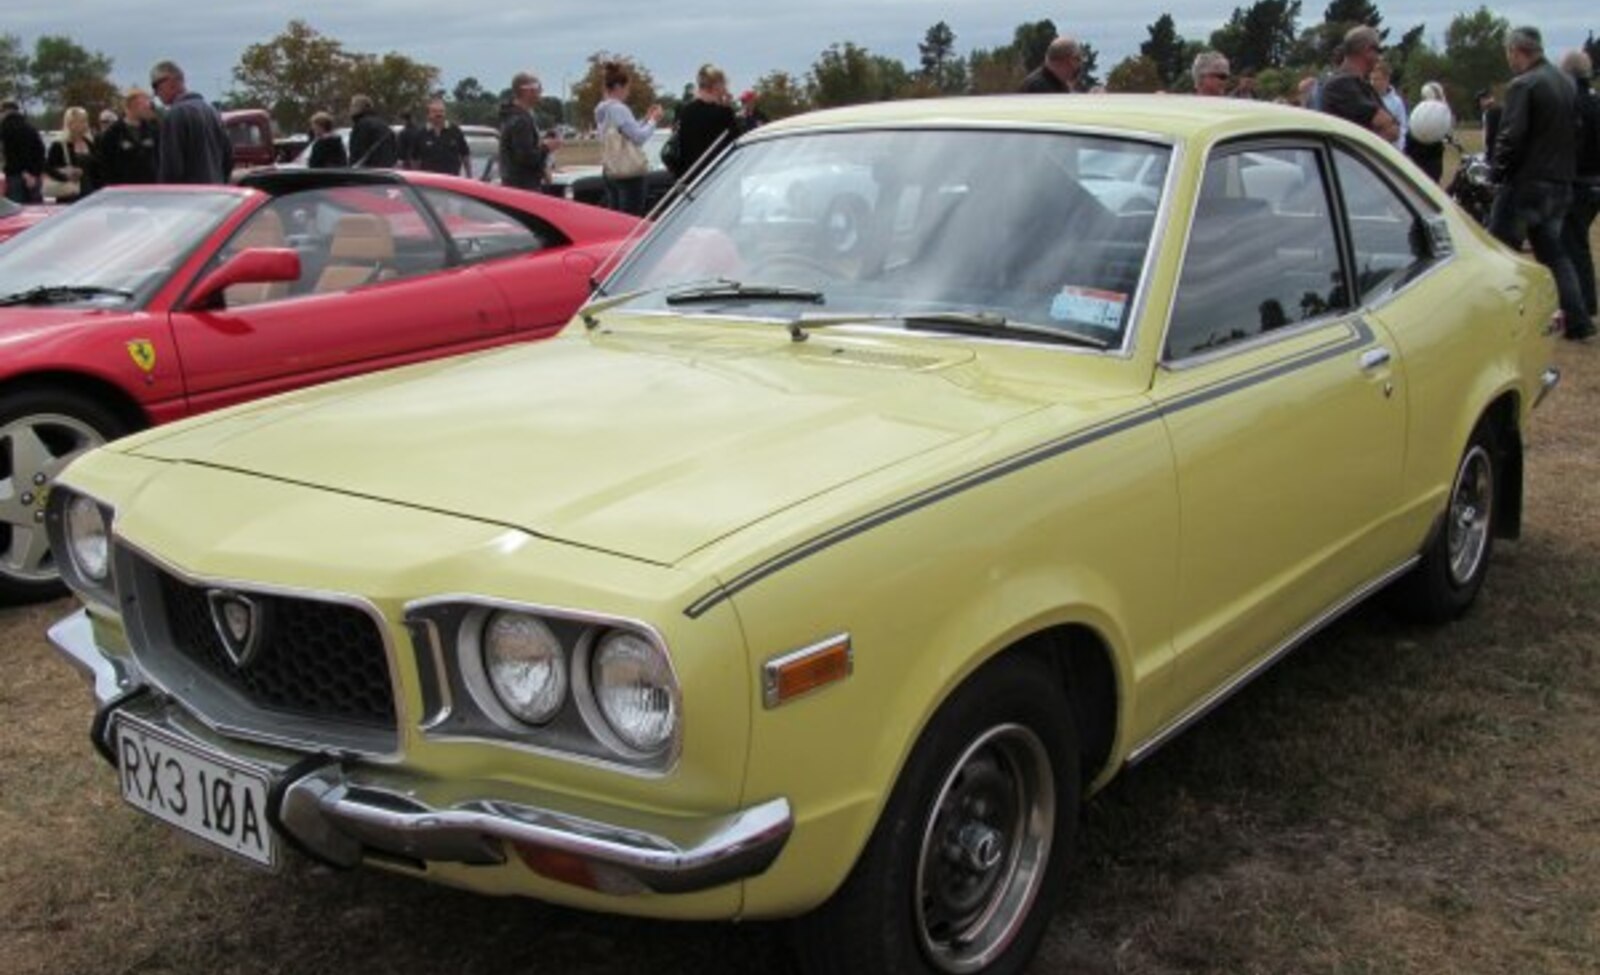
[46,106,98,203]
[594,61,662,216]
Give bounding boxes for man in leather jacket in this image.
[1488,26,1593,340]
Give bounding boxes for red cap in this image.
[740,90,756,103]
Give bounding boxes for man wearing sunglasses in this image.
[1192,52,1231,97]
[149,60,231,184]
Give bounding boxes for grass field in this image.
[1,131,1597,974]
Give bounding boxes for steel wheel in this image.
[1446,444,1493,587]
[915,724,1055,974]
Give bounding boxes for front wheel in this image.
[792,656,1079,975]
[1393,424,1500,623]
[0,389,127,604]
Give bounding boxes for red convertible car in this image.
[0,169,638,601]
[0,196,56,242]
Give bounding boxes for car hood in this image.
[124,322,1090,564]
[0,306,117,344]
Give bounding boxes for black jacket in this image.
[98,117,159,184]
[1019,66,1073,94]
[156,92,232,184]
[1574,76,1600,182]
[308,133,348,169]
[1,111,46,176]
[674,99,739,179]
[498,101,548,191]
[1492,57,1575,185]
[46,138,98,200]
[349,110,397,168]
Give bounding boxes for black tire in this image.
[791,655,1079,975]
[0,388,128,604]
[822,195,870,256]
[1392,422,1501,623]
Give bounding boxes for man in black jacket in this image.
[1489,26,1593,340]
[150,60,231,184]
[98,88,160,185]
[1,100,46,203]
[348,95,397,168]
[1018,37,1083,94]
[498,71,558,192]
[1560,49,1599,320]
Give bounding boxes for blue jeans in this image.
[604,176,646,216]
[1491,179,1594,336]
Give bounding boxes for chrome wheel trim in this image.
[0,411,106,583]
[915,723,1055,974]
[1446,444,1493,587]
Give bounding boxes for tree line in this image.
[2,8,1597,138]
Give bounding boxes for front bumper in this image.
[50,610,792,897]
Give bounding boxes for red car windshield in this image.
[0,190,240,307]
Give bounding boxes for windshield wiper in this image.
[0,284,135,307]
[787,311,1110,349]
[665,280,825,307]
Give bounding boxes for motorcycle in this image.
[1445,138,1495,226]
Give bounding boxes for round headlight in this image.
[65,495,110,582]
[482,612,567,725]
[591,630,677,754]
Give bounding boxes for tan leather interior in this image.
[224,209,289,307]
[315,214,395,293]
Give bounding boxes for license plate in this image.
[113,713,278,868]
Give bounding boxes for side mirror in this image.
[187,248,301,309]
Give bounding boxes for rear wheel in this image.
[0,389,126,604]
[792,655,1079,975]
[1394,423,1500,622]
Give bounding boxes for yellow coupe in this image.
[47,96,1559,974]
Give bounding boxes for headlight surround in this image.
[481,611,567,725]
[64,494,112,582]
[586,630,678,756]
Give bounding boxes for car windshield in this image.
[0,190,238,307]
[603,129,1170,347]
[0,197,20,218]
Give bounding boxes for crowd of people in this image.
[0,35,1595,331]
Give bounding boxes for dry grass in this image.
[1,181,1596,974]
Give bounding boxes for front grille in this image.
[155,569,395,727]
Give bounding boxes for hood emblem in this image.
[207,589,268,668]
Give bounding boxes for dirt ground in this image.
[1,142,1597,975]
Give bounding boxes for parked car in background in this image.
[47,96,1559,975]
[0,167,636,601]
[0,196,57,242]
[222,109,275,173]
[548,130,675,210]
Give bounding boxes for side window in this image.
[311,185,448,292]
[1334,149,1433,301]
[1167,147,1345,360]
[419,187,553,263]
[215,203,293,308]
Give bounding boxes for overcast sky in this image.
[8,2,1595,100]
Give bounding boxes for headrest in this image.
[233,208,286,249]
[329,214,393,261]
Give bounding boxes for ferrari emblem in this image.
[127,340,156,373]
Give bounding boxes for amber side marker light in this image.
[763,634,853,709]
[513,843,644,895]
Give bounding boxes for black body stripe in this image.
[683,318,1375,618]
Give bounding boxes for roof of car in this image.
[760,94,1353,144]
[237,168,409,194]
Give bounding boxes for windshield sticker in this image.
[1050,286,1127,328]
[126,339,156,373]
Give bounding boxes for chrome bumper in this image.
[49,610,792,896]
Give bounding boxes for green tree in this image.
[1211,0,1303,72]
[447,76,499,126]
[572,52,659,129]
[1013,20,1059,72]
[347,51,439,123]
[1080,42,1102,89]
[0,33,28,105]
[1586,32,1600,69]
[1322,0,1382,30]
[29,35,113,115]
[1442,6,1508,112]
[752,70,809,119]
[807,42,897,107]
[1386,23,1427,85]
[1107,55,1163,93]
[918,21,967,94]
[1141,14,1189,88]
[232,20,351,134]
[967,46,1025,93]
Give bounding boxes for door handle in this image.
[1359,347,1392,371]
